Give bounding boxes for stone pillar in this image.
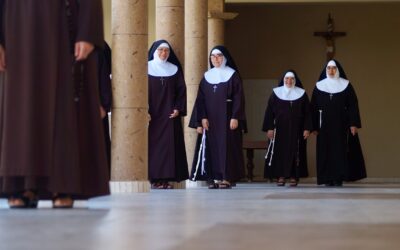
[156,0,186,189]
[208,0,238,52]
[110,0,149,193]
[156,0,184,63]
[184,0,208,187]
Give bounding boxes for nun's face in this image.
[327,66,337,78]
[157,47,170,61]
[210,53,224,68]
[284,76,295,88]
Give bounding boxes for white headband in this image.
[211,49,223,55]
[157,42,170,49]
[327,60,337,67]
[284,72,295,78]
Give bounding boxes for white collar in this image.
[148,49,178,77]
[316,77,349,94]
[273,86,305,101]
[204,66,235,84]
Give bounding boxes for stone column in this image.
[110,0,149,193]
[208,0,238,52]
[156,0,184,63]
[156,0,186,189]
[184,0,208,187]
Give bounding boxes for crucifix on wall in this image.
[314,13,346,61]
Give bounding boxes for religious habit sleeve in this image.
[97,43,112,112]
[231,72,246,121]
[174,72,187,116]
[346,83,362,128]
[310,87,320,132]
[197,80,207,120]
[76,0,104,48]
[302,93,313,131]
[262,94,275,132]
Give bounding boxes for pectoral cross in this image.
[330,93,333,100]
[160,77,165,85]
[314,13,346,61]
[213,85,217,93]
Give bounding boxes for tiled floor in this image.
[1,183,400,250]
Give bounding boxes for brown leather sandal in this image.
[218,181,232,189]
[52,194,74,209]
[151,182,164,189]
[289,178,298,187]
[8,190,38,209]
[277,177,286,186]
[163,183,173,189]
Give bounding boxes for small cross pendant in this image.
[213,85,217,93]
[330,93,333,100]
[160,77,165,85]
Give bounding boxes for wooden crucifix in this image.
[314,13,346,61]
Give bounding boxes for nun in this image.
[194,45,246,189]
[311,60,366,186]
[262,70,312,186]
[148,40,189,189]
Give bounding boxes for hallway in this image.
[1,183,400,250]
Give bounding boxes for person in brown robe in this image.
[148,40,188,189]
[311,60,366,187]
[262,70,312,187]
[194,45,246,189]
[0,0,110,208]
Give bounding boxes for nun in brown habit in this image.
[0,0,110,208]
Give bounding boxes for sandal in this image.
[52,194,74,209]
[218,181,232,189]
[208,182,219,189]
[151,182,164,189]
[8,190,38,209]
[163,183,173,189]
[289,178,298,187]
[277,177,285,186]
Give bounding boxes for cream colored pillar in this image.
[156,0,184,63]
[208,0,238,52]
[184,0,208,187]
[155,0,186,189]
[110,0,149,193]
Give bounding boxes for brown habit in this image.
[0,0,110,199]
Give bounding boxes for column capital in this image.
[208,11,238,20]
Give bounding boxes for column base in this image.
[110,181,150,193]
[172,182,186,189]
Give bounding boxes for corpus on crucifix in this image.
[314,13,346,60]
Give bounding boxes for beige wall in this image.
[102,0,111,44]
[226,2,400,178]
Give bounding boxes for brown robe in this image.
[148,72,188,182]
[196,72,246,182]
[0,0,109,199]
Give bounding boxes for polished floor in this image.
[1,183,400,250]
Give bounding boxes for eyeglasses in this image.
[157,48,170,53]
[210,53,223,59]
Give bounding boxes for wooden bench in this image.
[242,140,267,182]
